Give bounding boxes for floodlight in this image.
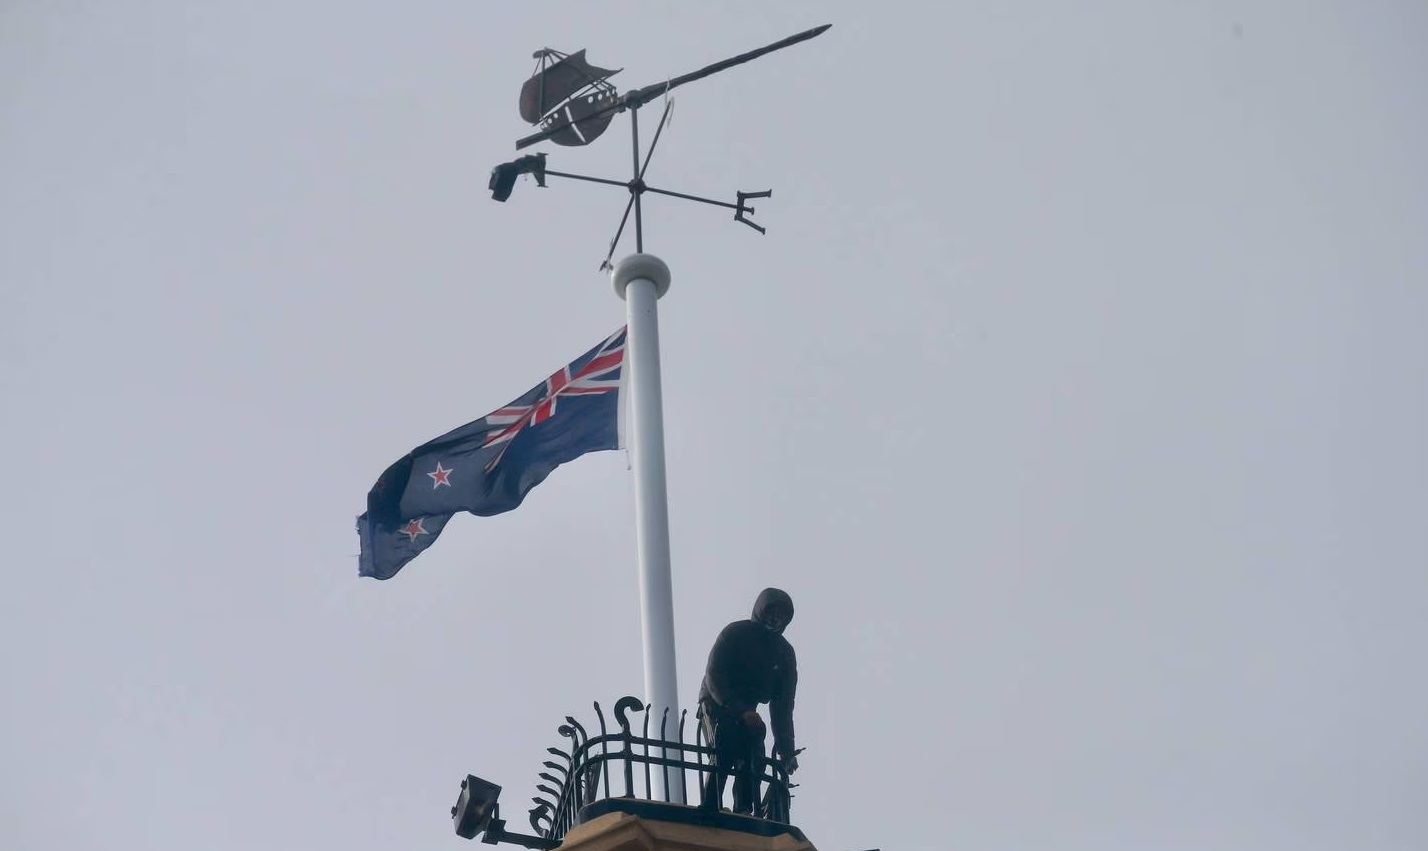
[452,774,502,839]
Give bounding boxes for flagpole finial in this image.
[611,253,671,300]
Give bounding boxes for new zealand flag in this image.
[357,327,626,579]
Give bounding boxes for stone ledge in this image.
[560,810,818,851]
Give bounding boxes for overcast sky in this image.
[3,2,1426,850]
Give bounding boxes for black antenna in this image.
[487,24,831,269]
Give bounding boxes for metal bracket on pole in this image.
[480,806,559,850]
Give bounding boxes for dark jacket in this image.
[698,588,798,756]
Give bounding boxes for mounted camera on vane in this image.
[488,24,831,270]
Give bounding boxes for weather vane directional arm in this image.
[512,23,831,151]
[487,23,830,268]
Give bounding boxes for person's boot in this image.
[700,771,725,811]
[731,766,753,814]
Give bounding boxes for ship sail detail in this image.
[518,49,621,146]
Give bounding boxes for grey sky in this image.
[3,2,1425,850]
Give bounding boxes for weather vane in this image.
[487,24,831,270]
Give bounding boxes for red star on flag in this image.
[427,462,453,489]
[399,518,428,541]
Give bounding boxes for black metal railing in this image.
[523,696,796,843]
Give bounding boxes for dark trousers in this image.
[699,703,766,813]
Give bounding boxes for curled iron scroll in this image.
[564,715,589,745]
[592,702,608,738]
[613,695,643,733]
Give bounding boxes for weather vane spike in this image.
[486,24,832,270]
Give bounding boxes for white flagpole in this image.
[611,253,684,804]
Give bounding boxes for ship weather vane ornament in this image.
[487,24,831,270]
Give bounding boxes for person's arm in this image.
[769,643,798,758]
